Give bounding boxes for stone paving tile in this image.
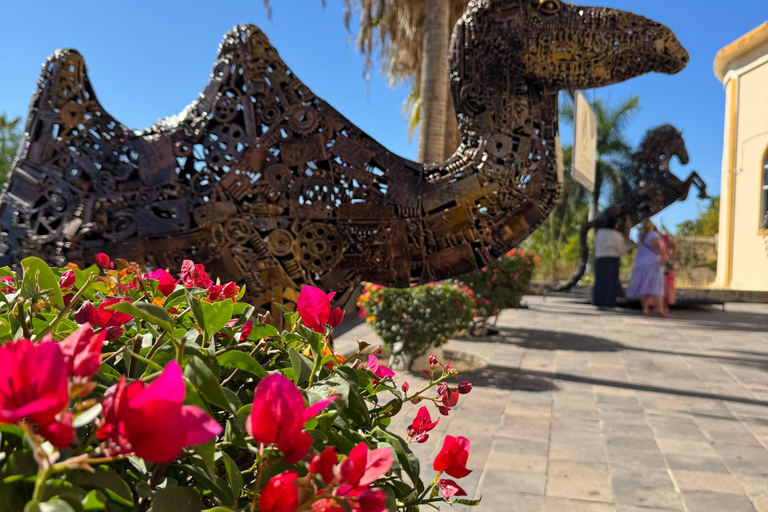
[480,469,546,494]
[546,460,613,502]
[543,496,616,511]
[474,491,544,512]
[606,446,667,468]
[609,465,683,509]
[680,490,758,512]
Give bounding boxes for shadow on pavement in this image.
[456,364,557,393]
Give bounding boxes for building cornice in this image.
[714,21,768,83]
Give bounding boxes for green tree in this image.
[677,197,720,237]
[0,114,22,185]
[560,95,639,219]
[524,145,590,280]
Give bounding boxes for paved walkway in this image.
[337,297,768,512]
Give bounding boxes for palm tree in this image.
[560,95,640,219]
[0,114,22,186]
[262,1,468,162]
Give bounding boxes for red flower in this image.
[75,300,98,325]
[437,384,459,407]
[259,470,299,512]
[337,442,393,493]
[97,361,222,463]
[179,260,213,288]
[95,253,113,269]
[60,324,106,379]
[356,489,387,512]
[246,374,336,463]
[59,270,76,290]
[0,340,71,447]
[144,268,176,296]
[206,285,222,301]
[437,479,467,499]
[406,406,439,443]
[433,435,472,478]
[297,286,344,333]
[240,320,253,340]
[457,382,472,395]
[97,297,133,328]
[38,412,74,449]
[221,281,238,300]
[0,276,14,293]
[310,446,338,485]
[438,406,450,416]
[366,355,394,381]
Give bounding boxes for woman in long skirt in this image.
[593,216,627,309]
[626,219,668,317]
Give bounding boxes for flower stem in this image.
[31,465,51,504]
[34,274,98,341]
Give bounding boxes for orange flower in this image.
[366,316,376,323]
[65,263,79,270]
[152,297,166,307]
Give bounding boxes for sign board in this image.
[572,91,596,192]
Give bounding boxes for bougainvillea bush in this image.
[454,249,538,335]
[357,284,474,370]
[0,256,479,512]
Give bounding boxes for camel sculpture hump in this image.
[0,1,688,316]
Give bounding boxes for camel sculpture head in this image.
[0,2,688,317]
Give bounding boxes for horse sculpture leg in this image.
[681,172,709,200]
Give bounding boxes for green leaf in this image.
[174,463,233,506]
[81,490,108,511]
[195,439,217,478]
[313,375,351,408]
[200,300,233,340]
[222,452,244,502]
[224,420,247,449]
[248,323,279,340]
[0,315,12,340]
[288,348,313,385]
[217,351,267,379]
[0,483,25,511]
[21,257,64,308]
[371,427,421,492]
[69,468,134,508]
[453,498,482,506]
[105,302,173,333]
[149,487,204,512]
[25,498,77,512]
[184,356,234,412]
[185,289,205,331]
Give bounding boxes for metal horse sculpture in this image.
[551,124,708,292]
[0,0,688,315]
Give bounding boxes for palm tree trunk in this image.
[417,0,451,164]
[443,92,460,159]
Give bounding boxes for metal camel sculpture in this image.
[0,0,688,315]
[550,124,708,293]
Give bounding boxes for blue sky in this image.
[1,0,766,231]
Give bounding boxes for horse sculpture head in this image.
[635,124,690,184]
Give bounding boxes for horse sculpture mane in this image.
[550,124,707,293]
[0,0,688,315]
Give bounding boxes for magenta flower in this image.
[59,269,76,290]
[437,479,467,499]
[246,374,336,463]
[297,285,344,333]
[60,323,106,379]
[0,340,72,448]
[366,355,394,381]
[97,361,221,463]
[433,435,472,478]
[144,268,176,296]
[179,260,213,288]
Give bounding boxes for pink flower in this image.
[406,407,439,443]
[366,355,394,381]
[179,260,213,288]
[433,435,472,478]
[0,340,71,447]
[337,442,393,493]
[0,276,14,293]
[60,324,106,379]
[144,268,176,296]
[437,479,467,499]
[96,361,222,463]
[246,374,336,463]
[259,470,299,512]
[59,270,76,290]
[297,286,344,333]
[221,281,238,300]
[95,253,113,269]
[358,308,367,319]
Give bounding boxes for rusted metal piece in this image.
[551,124,708,293]
[0,0,688,313]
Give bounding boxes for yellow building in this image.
[714,21,768,291]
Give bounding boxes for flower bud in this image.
[458,381,472,394]
[428,354,438,369]
[74,301,97,325]
[411,398,423,405]
[438,406,451,416]
[401,382,409,394]
[59,269,76,290]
